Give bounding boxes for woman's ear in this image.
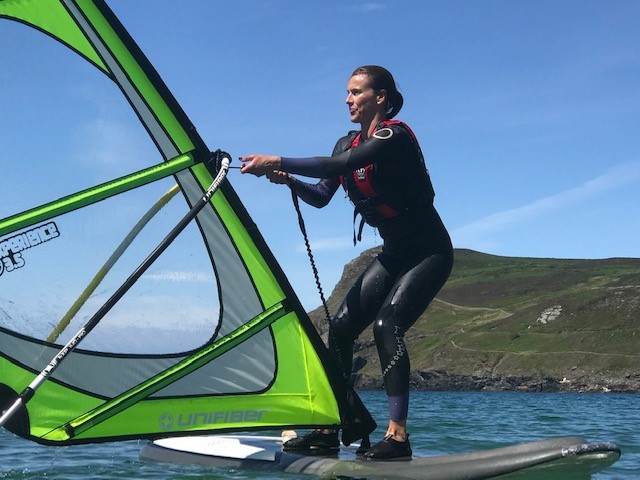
[376,88,387,105]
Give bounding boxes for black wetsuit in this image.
[281,121,453,422]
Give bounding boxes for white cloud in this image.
[296,236,351,252]
[361,3,387,12]
[454,160,640,246]
[343,3,387,13]
[294,235,380,253]
[142,271,213,282]
[74,118,150,168]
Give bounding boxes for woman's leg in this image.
[366,253,453,458]
[284,255,397,450]
[329,255,398,383]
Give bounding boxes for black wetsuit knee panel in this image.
[329,307,357,343]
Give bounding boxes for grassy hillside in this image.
[309,249,640,392]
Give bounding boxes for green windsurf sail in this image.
[0,0,374,446]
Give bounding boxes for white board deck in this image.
[140,434,620,479]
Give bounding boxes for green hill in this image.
[309,248,640,393]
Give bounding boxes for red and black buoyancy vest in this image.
[339,120,435,243]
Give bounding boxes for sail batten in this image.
[0,154,196,237]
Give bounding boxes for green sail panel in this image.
[0,0,373,445]
[0,0,107,71]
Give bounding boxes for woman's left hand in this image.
[266,170,291,184]
[240,154,281,176]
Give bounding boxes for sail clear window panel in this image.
[0,21,159,219]
[0,176,221,355]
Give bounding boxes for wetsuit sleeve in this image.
[279,132,353,207]
[288,177,340,208]
[280,125,411,178]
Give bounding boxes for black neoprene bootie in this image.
[364,434,412,461]
[282,430,339,453]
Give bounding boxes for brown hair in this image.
[351,65,404,119]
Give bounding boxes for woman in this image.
[241,65,453,460]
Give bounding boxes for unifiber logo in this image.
[159,413,174,430]
[159,409,268,431]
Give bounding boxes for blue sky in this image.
[3,1,640,310]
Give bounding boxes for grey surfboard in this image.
[140,434,620,479]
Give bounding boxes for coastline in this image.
[354,370,640,394]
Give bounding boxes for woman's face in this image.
[345,74,385,124]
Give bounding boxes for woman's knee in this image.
[373,315,406,357]
[329,307,357,347]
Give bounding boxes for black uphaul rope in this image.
[287,179,332,324]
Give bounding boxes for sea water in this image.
[1,391,638,479]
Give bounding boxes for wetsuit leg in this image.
[329,255,398,382]
[372,252,453,421]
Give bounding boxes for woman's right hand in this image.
[240,154,281,176]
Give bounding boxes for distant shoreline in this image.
[354,370,640,394]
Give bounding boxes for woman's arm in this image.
[264,170,339,208]
[280,126,409,178]
[288,177,340,208]
[240,127,407,179]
